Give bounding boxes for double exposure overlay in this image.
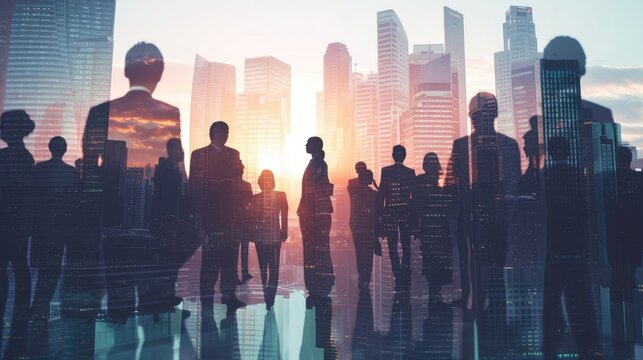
[0,1,642,359]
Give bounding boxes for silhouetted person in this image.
[231,160,254,285]
[299,296,337,360]
[520,115,541,194]
[348,161,379,191]
[0,110,34,359]
[609,146,643,358]
[147,138,189,312]
[542,136,599,360]
[445,92,520,358]
[30,136,80,357]
[190,121,246,314]
[252,169,288,310]
[83,42,182,325]
[380,145,415,285]
[412,152,452,356]
[297,136,334,303]
[543,36,614,124]
[348,169,382,291]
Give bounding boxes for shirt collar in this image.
[128,85,152,94]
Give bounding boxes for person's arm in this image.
[280,192,289,241]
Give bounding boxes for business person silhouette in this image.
[298,136,335,303]
[379,145,415,285]
[30,136,80,357]
[253,170,288,310]
[348,169,382,291]
[190,121,246,314]
[0,110,35,360]
[82,42,182,325]
[232,160,254,285]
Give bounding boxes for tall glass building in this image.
[444,6,467,138]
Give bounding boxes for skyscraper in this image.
[511,60,539,171]
[377,9,409,175]
[0,0,13,113]
[400,53,455,171]
[3,0,115,161]
[236,56,291,191]
[323,42,354,182]
[494,6,539,157]
[189,54,236,152]
[353,72,379,171]
[444,6,467,138]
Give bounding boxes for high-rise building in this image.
[0,0,13,113]
[3,0,115,161]
[377,9,409,176]
[236,56,291,192]
[323,42,354,182]
[494,6,539,158]
[353,72,378,171]
[444,6,467,138]
[511,60,539,171]
[189,54,236,152]
[400,53,455,171]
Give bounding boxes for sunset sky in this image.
[109,0,643,180]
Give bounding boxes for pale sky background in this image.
[109,0,643,178]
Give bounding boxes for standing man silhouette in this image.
[30,136,80,357]
[298,136,334,304]
[190,121,246,314]
[0,110,35,359]
[82,42,182,325]
[379,145,415,285]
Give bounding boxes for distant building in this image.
[353,72,379,171]
[189,55,236,152]
[444,6,467,138]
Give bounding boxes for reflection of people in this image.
[258,307,282,359]
[445,92,519,356]
[352,289,377,360]
[348,169,382,291]
[379,145,415,285]
[542,136,599,359]
[0,110,35,359]
[252,169,288,310]
[30,136,80,357]
[298,136,335,302]
[190,121,245,314]
[82,42,182,324]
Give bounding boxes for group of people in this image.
[0,36,642,359]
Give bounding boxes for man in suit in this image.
[82,42,182,324]
[190,121,246,314]
[298,136,334,302]
[445,92,520,357]
[379,145,415,284]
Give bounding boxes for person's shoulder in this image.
[223,146,240,157]
[149,97,181,118]
[498,132,519,147]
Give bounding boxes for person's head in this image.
[48,136,67,159]
[392,145,406,163]
[166,138,184,163]
[124,42,164,92]
[547,136,570,162]
[423,152,441,181]
[258,169,275,191]
[618,146,633,169]
[543,36,586,76]
[358,169,374,186]
[469,92,498,132]
[306,136,323,156]
[529,115,539,130]
[209,121,229,147]
[0,110,35,146]
[355,161,367,174]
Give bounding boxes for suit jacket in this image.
[82,90,181,228]
[379,163,415,223]
[297,154,333,217]
[253,190,288,244]
[189,144,240,234]
[348,183,382,235]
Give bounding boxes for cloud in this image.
[583,66,643,152]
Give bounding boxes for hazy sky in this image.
[109,0,643,165]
